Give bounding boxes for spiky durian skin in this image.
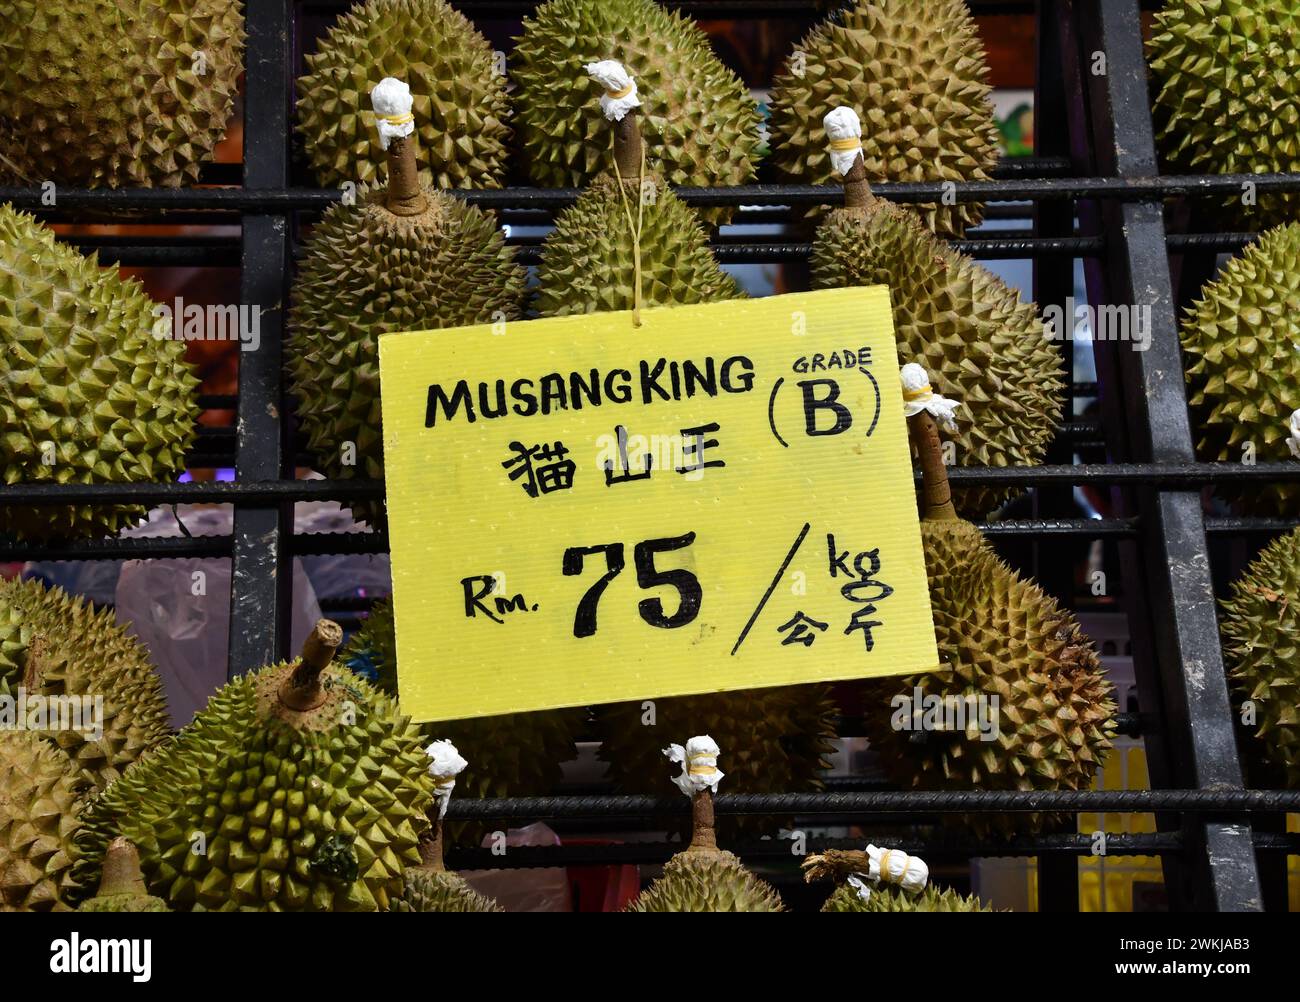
[626,850,785,912]
[1180,224,1300,515]
[812,199,1063,516]
[766,0,1000,236]
[71,664,435,912]
[0,732,85,912]
[286,188,528,526]
[393,868,503,912]
[534,174,740,317]
[78,892,168,913]
[0,1,242,188]
[860,521,1116,835]
[822,883,992,913]
[0,577,171,792]
[511,0,761,222]
[594,686,838,837]
[0,204,200,540]
[342,599,584,810]
[296,0,510,191]
[1148,1,1300,229]
[1220,528,1300,785]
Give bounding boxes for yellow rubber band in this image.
[607,83,635,100]
[829,137,861,151]
[382,112,414,126]
[879,849,895,883]
[902,385,931,402]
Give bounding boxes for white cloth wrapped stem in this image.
[900,361,961,431]
[664,735,724,797]
[848,844,930,902]
[823,107,864,178]
[585,59,641,122]
[371,76,415,151]
[1288,407,1300,458]
[425,739,468,818]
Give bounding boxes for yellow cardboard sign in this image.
[379,287,938,722]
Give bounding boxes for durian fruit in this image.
[1179,223,1300,515]
[594,686,838,837]
[77,838,168,912]
[296,0,511,190]
[823,882,991,913]
[0,576,171,792]
[0,204,200,540]
[625,737,785,912]
[1219,527,1300,785]
[1148,1,1300,228]
[859,366,1115,836]
[342,598,584,807]
[803,845,993,912]
[0,731,85,911]
[811,108,1063,517]
[287,77,528,527]
[393,740,503,912]
[70,620,437,911]
[0,1,242,188]
[767,0,1000,236]
[511,0,761,213]
[534,61,740,317]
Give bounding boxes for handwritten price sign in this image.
[379,287,939,722]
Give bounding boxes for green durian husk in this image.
[341,599,585,842]
[860,520,1116,836]
[812,196,1064,517]
[69,662,436,911]
[511,0,761,223]
[0,577,171,792]
[286,186,528,527]
[534,172,741,317]
[0,1,242,188]
[0,204,200,540]
[594,685,838,838]
[296,0,511,191]
[1148,0,1300,229]
[393,867,503,912]
[1220,527,1300,786]
[822,882,993,913]
[767,0,1000,236]
[626,850,785,912]
[1179,223,1300,515]
[0,731,85,912]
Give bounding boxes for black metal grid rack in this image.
[2,0,1299,911]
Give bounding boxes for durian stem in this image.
[841,154,872,209]
[278,619,343,711]
[419,818,447,873]
[613,111,644,181]
[385,134,427,216]
[908,411,959,521]
[687,789,719,854]
[97,837,149,898]
[802,848,870,885]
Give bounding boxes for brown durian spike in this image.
[97,837,150,898]
[278,619,343,711]
[802,848,871,885]
[908,408,959,522]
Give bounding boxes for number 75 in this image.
[562,532,702,638]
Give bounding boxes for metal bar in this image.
[443,790,1300,821]
[228,1,294,679]
[8,174,1300,213]
[1080,0,1262,912]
